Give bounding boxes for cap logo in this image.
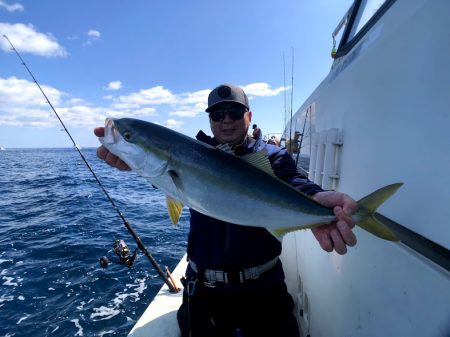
[217,85,231,98]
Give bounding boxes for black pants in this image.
[177,281,300,337]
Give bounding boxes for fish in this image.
[99,117,402,241]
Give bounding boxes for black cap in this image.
[205,83,249,112]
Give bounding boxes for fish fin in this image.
[268,226,310,241]
[241,151,276,178]
[166,196,184,225]
[355,183,403,241]
[216,144,234,155]
[168,169,183,191]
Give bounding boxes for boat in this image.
[128,0,450,336]
[0,146,5,151]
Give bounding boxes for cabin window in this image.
[335,0,395,58]
[347,0,387,39]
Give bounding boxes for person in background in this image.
[252,123,262,140]
[267,135,280,146]
[94,83,358,337]
[285,131,301,155]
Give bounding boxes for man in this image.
[252,124,262,140]
[267,135,280,146]
[95,83,357,337]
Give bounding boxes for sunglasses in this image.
[209,108,247,122]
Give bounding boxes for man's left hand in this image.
[311,191,358,255]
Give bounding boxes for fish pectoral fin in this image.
[166,196,184,225]
[168,169,183,191]
[268,226,309,241]
[241,151,276,177]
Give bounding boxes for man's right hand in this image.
[94,127,130,171]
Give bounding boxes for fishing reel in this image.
[100,239,139,269]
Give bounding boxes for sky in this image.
[0,0,353,148]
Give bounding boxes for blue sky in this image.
[0,0,352,148]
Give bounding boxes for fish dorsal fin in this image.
[215,143,234,155]
[241,151,276,177]
[166,196,184,225]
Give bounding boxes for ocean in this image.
[0,148,189,337]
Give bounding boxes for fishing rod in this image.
[283,52,287,134]
[289,47,294,146]
[295,107,309,169]
[3,34,179,293]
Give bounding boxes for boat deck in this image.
[128,256,187,337]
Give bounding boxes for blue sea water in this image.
[0,148,189,337]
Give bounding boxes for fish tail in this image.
[355,183,403,241]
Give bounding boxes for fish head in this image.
[99,118,170,177]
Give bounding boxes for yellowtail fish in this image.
[99,118,401,241]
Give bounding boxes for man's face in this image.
[208,103,252,145]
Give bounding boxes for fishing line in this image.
[3,34,179,293]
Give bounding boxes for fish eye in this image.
[123,131,132,141]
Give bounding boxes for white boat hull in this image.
[282,0,450,336]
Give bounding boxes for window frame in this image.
[334,0,397,59]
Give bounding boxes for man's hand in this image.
[311,191,358,255]
[94,127,130,171]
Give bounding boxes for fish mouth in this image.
[102,118,121,144]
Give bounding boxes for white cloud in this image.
[0,0,24,12]
[132,107,157,116]
[178,89,210,105]
[66,98,89,106]
[194,102,208,112]
[87,30,100,39]
[84,29,101,46]
[169,108,202,117]
[0,76,119,128]
[168,89,209,117]
[115,86,176,106]
[110,86,209,118]
[241,83,287,97]
[164,119,183,129]
[104,81,122,91]
[0,23,67,57]
[56,105,125,125]
[111,101,140,110]
[0,106,54,127]
[0,76,63,108]
[0,80,285,131]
